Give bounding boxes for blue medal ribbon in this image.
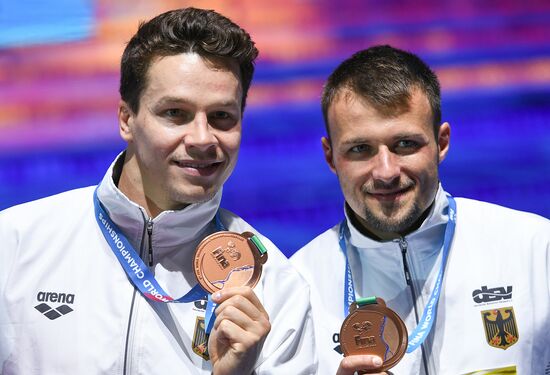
[339,195,457,353]
[93,189,226,333]
[204,294,217,334]
[339,223,356,318]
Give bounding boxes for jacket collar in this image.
[345,184,450,251]
[96,152,221,253]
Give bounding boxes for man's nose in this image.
[185,114,217,151]
[371,147,400,184]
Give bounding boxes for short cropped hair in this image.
[322,45,441,137]
[120,8,258,114]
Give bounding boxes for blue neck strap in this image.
[339,195,457,353]
[93,189,226,332]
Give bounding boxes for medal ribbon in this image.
[339,194,457,353]
[93,189,225,331]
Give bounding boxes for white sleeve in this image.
[253,237,318,375]
[258,283,316,374]
[0,207,21,365]
[0,208,18,305]
[220,212,318,373]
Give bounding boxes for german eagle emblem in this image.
[192,316,210,360]
[481,307,519,350]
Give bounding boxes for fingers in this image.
[212,286,267,316]
[214,316,260,351]
[211,286,271,340]
[336,355,384,375]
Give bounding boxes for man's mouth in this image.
[173,160,223,176]
[367,185,413,201]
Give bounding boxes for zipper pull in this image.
[147,218,154,267]
[397,238,412,286]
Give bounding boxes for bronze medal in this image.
[193,231,268,294]
[340,297,407,373]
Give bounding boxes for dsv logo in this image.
[472,285,512,304]
[34,291,75,320]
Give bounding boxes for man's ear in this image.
[118,101,134,142]
[437,122,451,163]
[322,136,337,174]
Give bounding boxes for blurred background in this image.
[1,0,549,257]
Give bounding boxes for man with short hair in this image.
[291,45,550,375]
[0,8,316,374]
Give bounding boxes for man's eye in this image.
[211,111,230,119]
[396,140,418,149]
[350,144,369,153]
[164,109,184,117]
[208,111,238,130]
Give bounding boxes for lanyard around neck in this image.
[93,188,225,304]
[339,194,457,353]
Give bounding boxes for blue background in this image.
[0,0,549,256]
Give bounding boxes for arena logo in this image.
[332,332,342,354]
[34,291,75,320]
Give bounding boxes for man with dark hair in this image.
[0,8,316,374]
[291,45,550,374]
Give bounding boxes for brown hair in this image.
[120,8,258,114]
[322,45,441,137]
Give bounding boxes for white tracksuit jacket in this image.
[291,186,550,375]
[0,155,317,375]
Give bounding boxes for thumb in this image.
[336,355,384,375]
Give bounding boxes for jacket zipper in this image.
[147,218,154,266]
[397,237,430,375]
[123,215,150,374]
[398,238,412,286]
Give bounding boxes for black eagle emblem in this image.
[481,307,519,350]
[192,317,210,360]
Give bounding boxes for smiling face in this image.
[323,88,450,240]
[118,53,242,216]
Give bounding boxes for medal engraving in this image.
[340,298,407,373]
[194,231,267,294]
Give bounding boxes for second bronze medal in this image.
[339,297,408,374]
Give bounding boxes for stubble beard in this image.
[361,198,424,235]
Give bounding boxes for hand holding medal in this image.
[339,297,407,374]
[193,231,271,374]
